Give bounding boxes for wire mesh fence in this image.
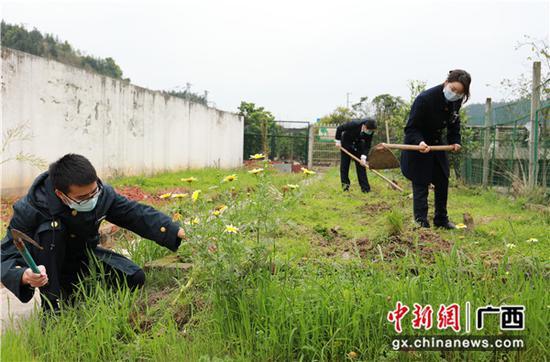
[311,124,340,166]
[462,101,550,188]
[243,120,310,165]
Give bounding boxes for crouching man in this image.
[1,154,187,310]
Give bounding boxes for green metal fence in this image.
[462,102,550,188]
[243,120,310,164]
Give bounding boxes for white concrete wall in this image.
[1,47,243,196]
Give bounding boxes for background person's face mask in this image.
[443,85,463,102]
[361,125,374,137]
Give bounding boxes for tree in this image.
[239,102,276,158]
[1,21,128,81]
[317,107,355,126]
[500,35,549,101]
[371,94,406,143]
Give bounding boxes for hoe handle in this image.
[13,239,41,274]
[381,143,455,151]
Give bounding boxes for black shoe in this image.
[342,185,350,192]
[434,221,456,230]
[362,189,371,193]
[414,220,430,228]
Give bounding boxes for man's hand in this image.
[419,141,431,153]
[21,265,48,287]
[360,155,368,167]
[451,143,462,153]
[177,227,187,240]
[335,140,341,148]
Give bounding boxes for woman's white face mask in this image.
[443,85,464,102]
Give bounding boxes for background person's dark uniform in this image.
[400,84,462,226]
[1,172,182,309]
[335,119,374,192]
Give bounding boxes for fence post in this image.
[482,98,493,187]
[383,111,390,144]
[261,119,269,158]
[529,61,541,187]
[307,124,315,169]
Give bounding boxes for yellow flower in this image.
[172,212,183,222]
[212,205,228,217]
[248,168,264,175]
[455,223,467,229]
[224,224,239,234]
[222,174,238,182]
[347,351,358,359]
[181,177,198,183]
[217,204,228,211]
[505,243,516,249]
[192,190,201,202]
[526,238,539,243]
[171,193,188,199]
[250,153,265,160]
[301,167,316,175]
[159,193,172,199]
[286,184,299,189]
[191,217,200,225]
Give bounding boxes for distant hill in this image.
[1,21,209,106]
[464,98,549,126]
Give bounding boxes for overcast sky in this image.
[2,0,549,121]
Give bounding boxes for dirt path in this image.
[0,284,41,334]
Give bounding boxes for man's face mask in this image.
[60,184,102,212]
[361,128,374,137]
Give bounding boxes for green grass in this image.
[2,166,548,361]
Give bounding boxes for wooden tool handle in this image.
[381,143,455,151]
[340,146,404,192]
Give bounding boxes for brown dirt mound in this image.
[115,186,150,201]
[361,201,392,213]
[366,229,453,263]
[115,186,194,205]
[313,228,454,264]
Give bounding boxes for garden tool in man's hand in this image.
[339,146,403,192]
[11,228,43,274]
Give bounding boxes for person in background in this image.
[335,118,377,193]
[400,69,471,229]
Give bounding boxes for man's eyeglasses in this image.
[62,183,102,205]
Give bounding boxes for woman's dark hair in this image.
[446,69,471,103]
[49,154,98,193]
[364,118,377,129]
